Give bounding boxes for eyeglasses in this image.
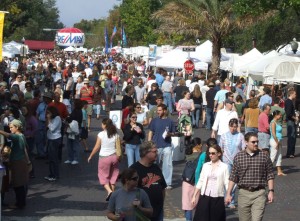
[250,140,259,144]
[130,176,139,181]
[209,152,217,155]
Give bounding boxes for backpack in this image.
[182,152,202,185]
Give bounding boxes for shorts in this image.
[93,104,101,115]
[86,104,93,115]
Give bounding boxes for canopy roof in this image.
[25,40,54,50]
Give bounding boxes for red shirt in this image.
[258,112,269,133]
[48,102,69,119]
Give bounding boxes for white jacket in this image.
[196,160,229,197]
[66,120,80,139]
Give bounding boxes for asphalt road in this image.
[2,98,300,221]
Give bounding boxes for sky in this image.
[55,0,121,27]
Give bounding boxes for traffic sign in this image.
[184,60,195,74]
[111,48,117,55]
[182,47,196,52]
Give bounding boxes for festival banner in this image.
[149,44,157,59]
[0,12,5,62]
[110,26,117,48]
[122,26,127,47]
[104,27,109,54]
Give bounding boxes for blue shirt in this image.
[149,117,175,148]
[258,94,272,110]
[270,120,282,141]
[155,73,164,87]
[36,102,47,122]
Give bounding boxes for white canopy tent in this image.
[2,41,29,55]
[64,46,76,52]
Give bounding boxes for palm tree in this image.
[152,0,250,75]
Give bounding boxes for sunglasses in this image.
[131,116,137,119]
[130,176,139,181]
[250,140,259,144]
[136,107,141,109]
[209,152,217,155]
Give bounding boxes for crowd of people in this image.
[0,50,297,221]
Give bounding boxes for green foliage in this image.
[119,0,163,46]
[0,0,63,42]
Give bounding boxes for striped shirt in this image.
[80,86,94,104]
[229,150,274,188]
[220,131,245,164]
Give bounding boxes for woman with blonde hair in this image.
[244,98,260,133]
[191,84,202,128]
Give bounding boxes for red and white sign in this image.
[111,48,117,55]
[184,60,194,74]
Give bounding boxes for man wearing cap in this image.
[80,78,94,131]
[205,82,217,130]
[35,92,53,159]
[211,99,238,142]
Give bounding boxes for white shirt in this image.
[196,161,229,197]
[146,79,156,92]
[47,116,62,140]
[85,67,93,78]
[200,85,210,106]
[98,131,119,157]
[72,72,81,82]
[212,108,238,135]
[189,82,199,93]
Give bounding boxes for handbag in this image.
[115,135,122,158]
[182,152,202,185]
[20,135,32,173]
[135,189,151,221]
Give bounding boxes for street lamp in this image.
[290,38,299,54]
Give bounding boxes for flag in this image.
[122,26,127,47]
[104,27,109,54]
[110,26,117,48]
[0,12,5,62]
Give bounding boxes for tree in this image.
[0,0,63,42]
[119,0,163,46]
[152,0,248,75]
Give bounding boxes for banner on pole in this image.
[0,12,5,62]
[149,44,157,59]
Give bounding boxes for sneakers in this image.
[165,185,173,190]
[64,160,71,164]
[44,176,56,182]
[71,160,79,165]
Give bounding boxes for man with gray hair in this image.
[258,103,271,151]
[130,141,167,221]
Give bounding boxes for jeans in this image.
[48,138,60,178]
[245,127,258,134]
[287,120,296,156]
[67,137,80,162]
[157,146,173,186]
[125,144,140,167]
[163,92,173,113]
[185,210,193,221]
[92,104,101,115]
[35,121,47,157]
[191,105,201,127]
[206,107,214,130]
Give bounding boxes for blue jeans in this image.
[245,127,258,134]
[287,120,296,156]
[67,137,80,161]
[157,146,173,186]
[125,144,140,167]
[35,121,47,157]
[191,105,201,127]
[163,92,173,113]
[48,138,60,178]
[92,104,101,115]
[206,107,214,130]
[225,163,236,207]
[185,210,193,221]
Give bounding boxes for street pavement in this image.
[2,98,300,221]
